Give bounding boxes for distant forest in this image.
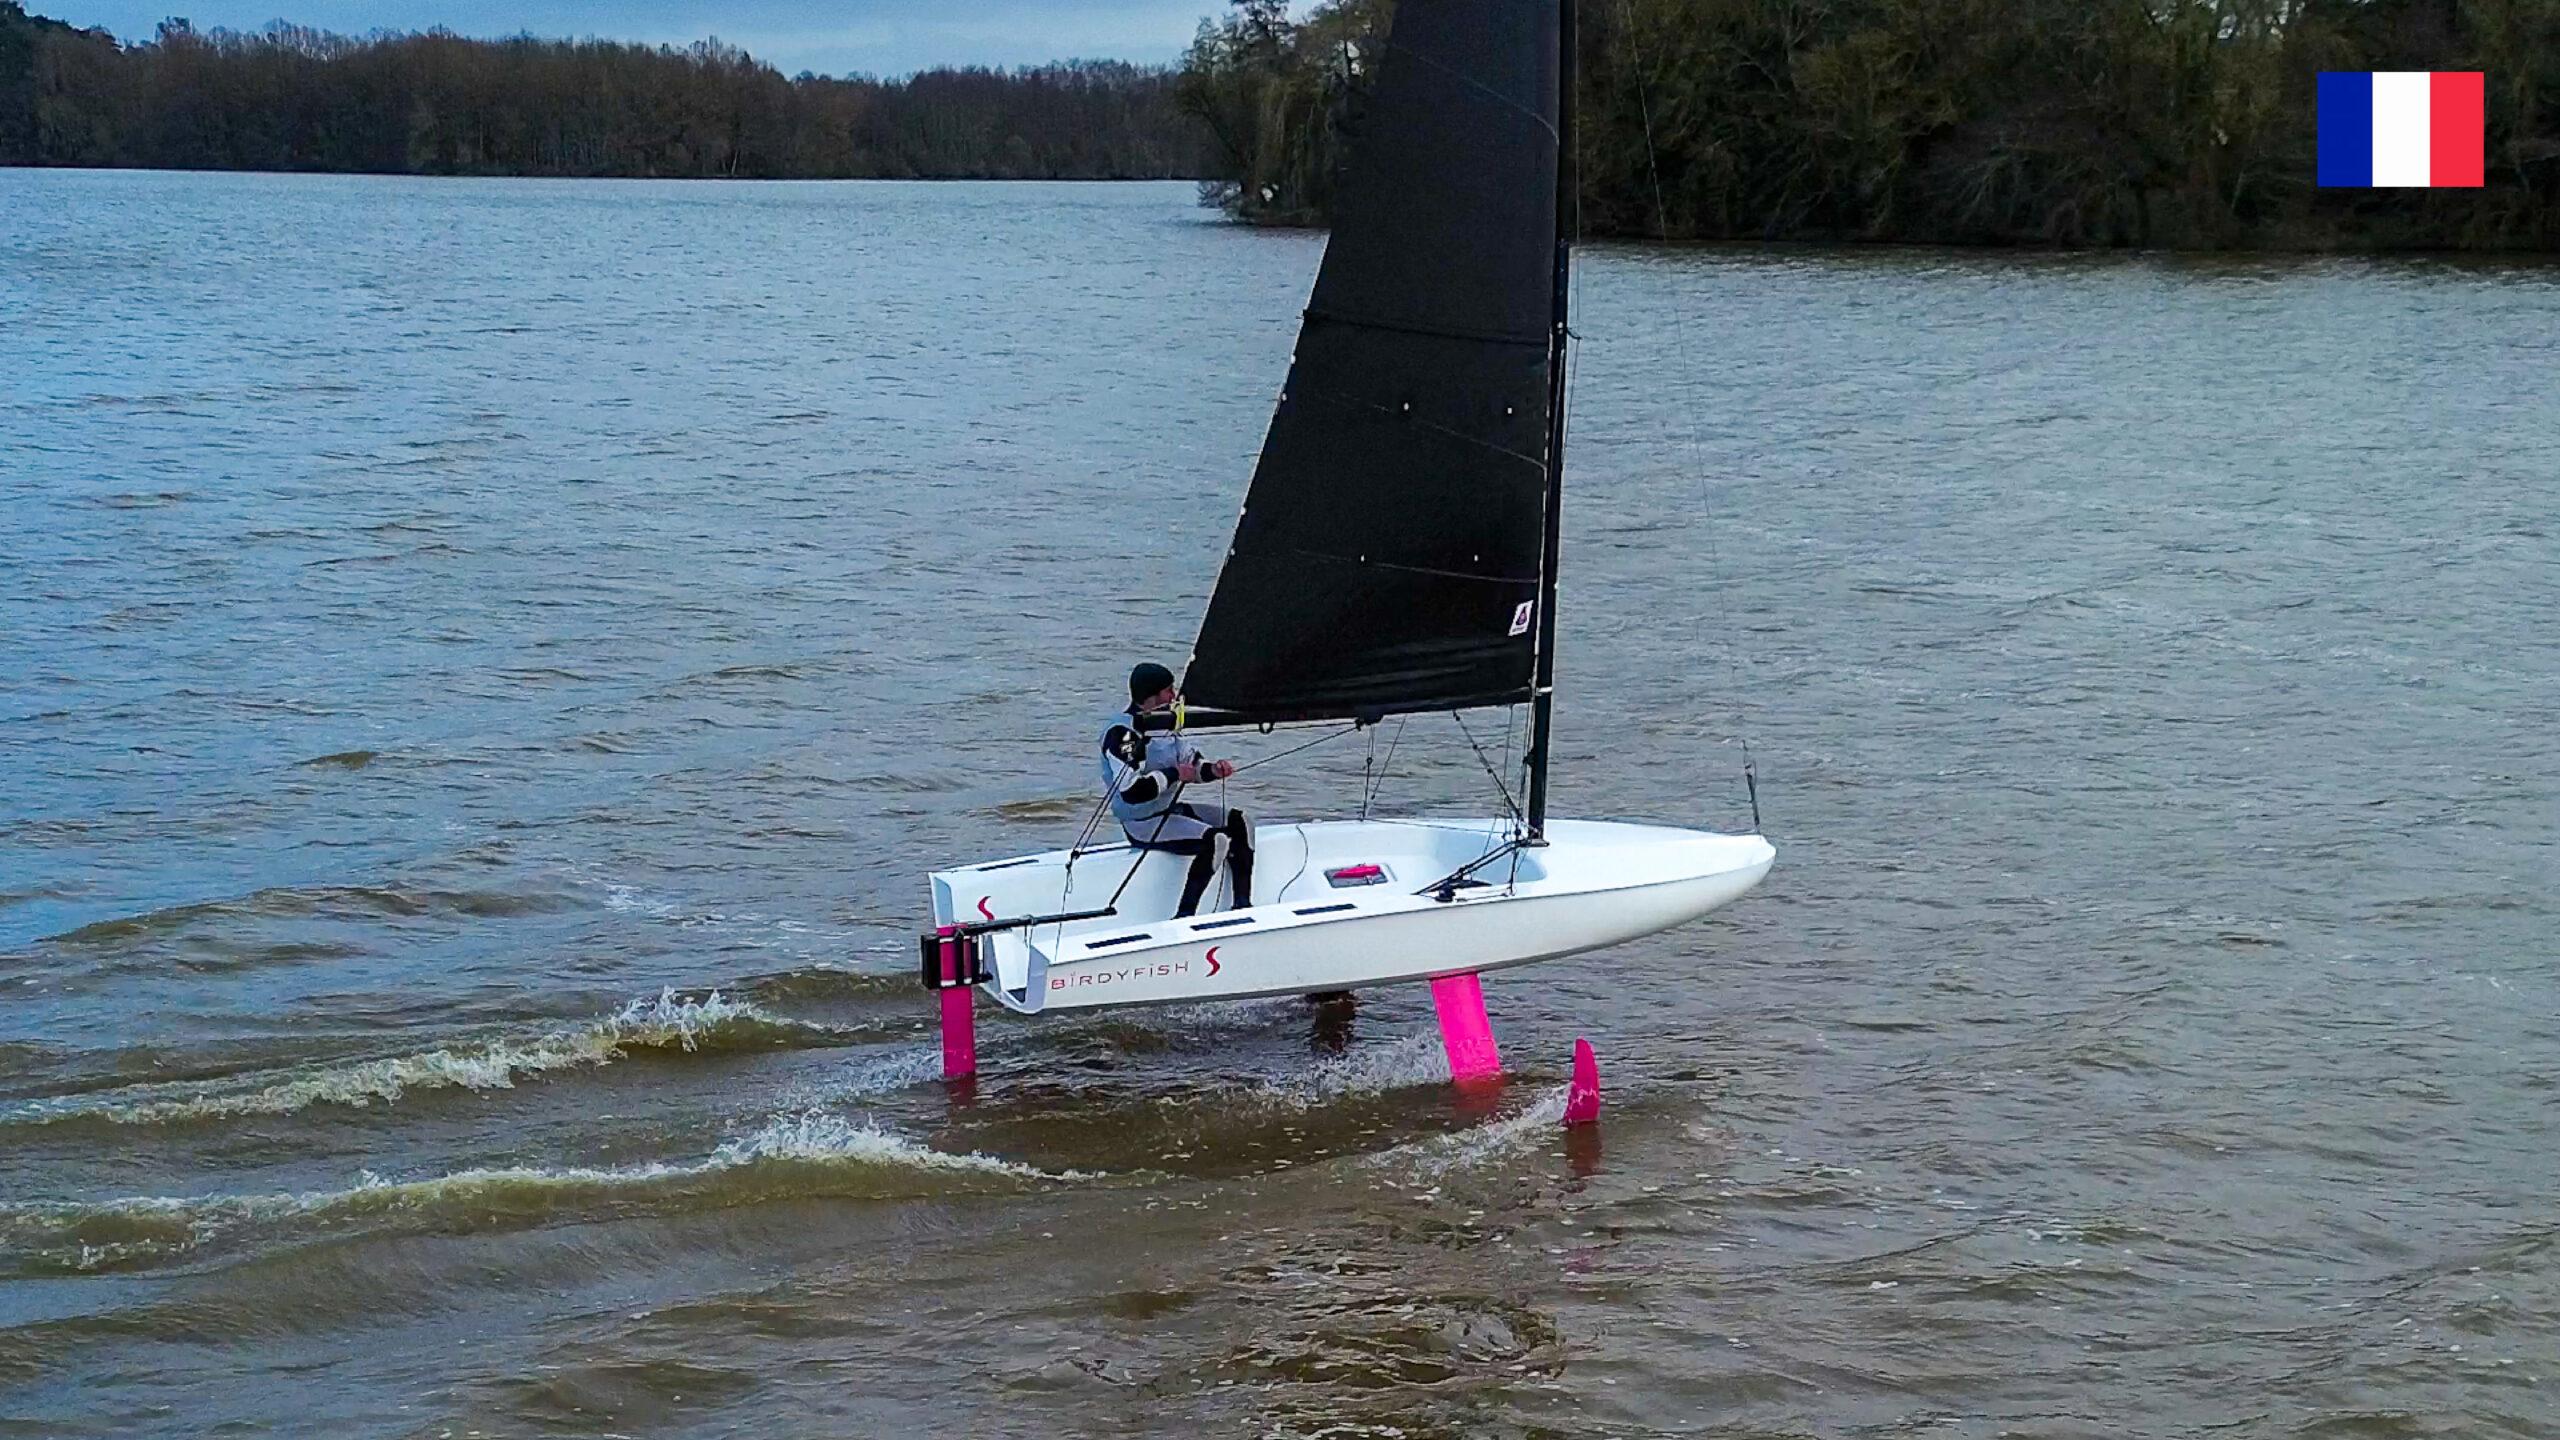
[1184,0,2560,248]
[0,2,1208,177]
[6,0,2558,247]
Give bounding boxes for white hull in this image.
[928,818,1773,1013]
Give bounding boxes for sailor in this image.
[1103,662,1253,917]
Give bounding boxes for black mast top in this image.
[1181,0,1568,733]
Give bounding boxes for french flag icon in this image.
[2319,71,2485,187]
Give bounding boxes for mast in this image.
[1524,0,1574,841]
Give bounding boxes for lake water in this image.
[3,170,2556,1438]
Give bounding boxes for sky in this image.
[37,0,1223,77]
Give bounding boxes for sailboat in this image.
[920,0,1772,1078]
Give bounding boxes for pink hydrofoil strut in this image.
[1430,972,1501,1081]
[936,925,977,1079]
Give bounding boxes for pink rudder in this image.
[1563,1037,1601,1127]
[936,926,977,1080]
[939,986,976,1079]
[1431,972,1502,1082]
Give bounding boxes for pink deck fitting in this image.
[1563,1037,1601,1126]
[1430,972,1501,1081]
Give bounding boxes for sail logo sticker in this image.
[1052,960,1193,989]
[1509,601,1535,636]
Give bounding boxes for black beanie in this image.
[1129,662,1176,704]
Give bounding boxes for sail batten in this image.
[1269,389,1548,471]
[1181,0,1564,729]
[1298,310,1550,348]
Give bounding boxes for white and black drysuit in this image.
[1100,708,1253,916]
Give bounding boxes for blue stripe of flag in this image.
[2318,72,2373,187]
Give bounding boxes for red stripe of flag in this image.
[2430,71,2484,187]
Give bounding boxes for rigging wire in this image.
[1066,784,1114,860]
[1104,781,1183,911]
[1361,707,1402,814]
[1059,779,1118,948]
[1226,721,1361,775]
[1360,725,1376,820]
[1382,718,1407,782]
[1502,703,1519,800]
[1452,709,1524,824]
[1501,702,1523,850]
[1611,0,1763,833]
[1502,702,1528,887]
[1052,780,1123,963]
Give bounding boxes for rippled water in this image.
[4,170,2556,1437]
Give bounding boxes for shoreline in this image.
[9,164,2556,255]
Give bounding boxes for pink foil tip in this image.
[1563,1037,1601,1127]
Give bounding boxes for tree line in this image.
[8,0,2555,246]
[0,4,1210,177]
[1179,0,2560,248]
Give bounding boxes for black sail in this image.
[1182,0,1563,726]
